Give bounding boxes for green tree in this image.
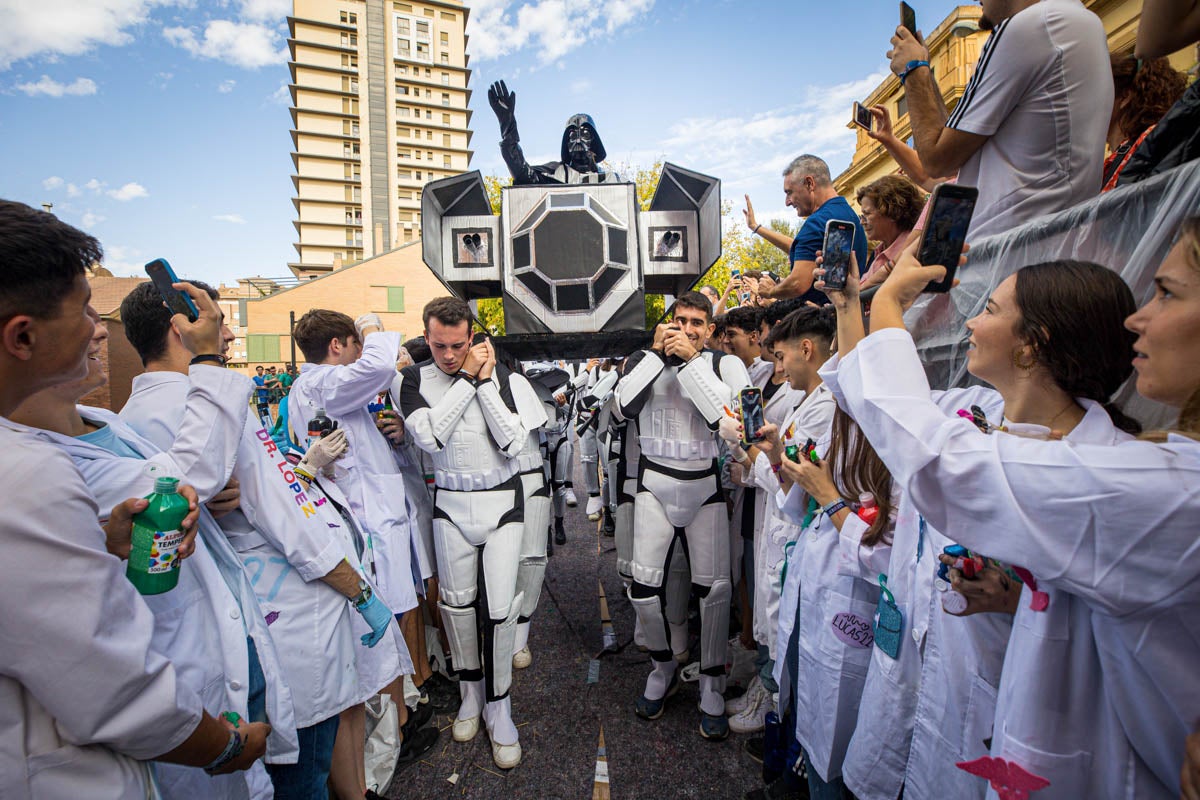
[475,174,513,334]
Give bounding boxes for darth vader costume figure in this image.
[488,80,622,185]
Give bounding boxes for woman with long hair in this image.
[823,218,1200,799]
[823,257,1139,800]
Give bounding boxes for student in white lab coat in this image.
[0,202,268,799]
[821,221,1200,799]
[117,282,410,799]
[287,309,438,788]
[824,259,1141,800]
[9,285,293,800]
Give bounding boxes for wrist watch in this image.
[352,580,373,609]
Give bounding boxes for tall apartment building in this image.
[288,0,474,278]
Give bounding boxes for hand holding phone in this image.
[916,183,978,293]
[738,387,766,446]
[852,101,873,132]
[145,258,199,322]
[900,1,917,34]
[820,219,857,291]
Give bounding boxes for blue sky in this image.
[0,0,969,285]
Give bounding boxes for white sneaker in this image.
[512,646,532,669]
[728,681,771,734]
[724,674,763,717]
[564,487,578,506]
[586,495,603,520]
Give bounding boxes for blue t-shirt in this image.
[788,196,869,307]
[78,421,144,459]
[253,375,269,403]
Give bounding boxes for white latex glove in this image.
[718,414,743,446]
[300,428,348,475]
[355,313,383,337]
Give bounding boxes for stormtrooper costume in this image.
[398,358,544,765]
[615,347,751,724]
[576,366,618,519]
[510,376,557,666]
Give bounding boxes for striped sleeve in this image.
[945,17,1018,134]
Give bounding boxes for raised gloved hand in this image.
[488,80,516,129]
[355,313,383,338]
[299,428,348,476]
[354,592,394,647]
[718,413,743,446]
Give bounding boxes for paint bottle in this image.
[856,492,879,526]
[126,476,190,595]
[307,407,336,446]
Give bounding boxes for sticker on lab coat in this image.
[831,611,874,649]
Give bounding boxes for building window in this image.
[397,126,411,137]
[395,2,412,10]
[441,72,450,85]
[896,94,908,119]
[247,334,281,363]
[345,206,362,224]
[399,210,413,221]
[443,155,451,167]
[398,148,411,158]
[426,130,433,140]
[443,133,451,146]
[415,171,422,179]
[398,189,411,199]
[397,106,410,117]
[403,228,414,242]
[397,18,410,34]
[387,287,406,312]
[398,169,412,178]
[442,112,451,124]
[441,93,450,107]
[397,65,408,75]
[426,110,432,119]
[440,32,449,44]
[440,53,449,65]
[423,7,434,16]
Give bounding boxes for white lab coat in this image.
[0,424,204,800]
[288,331,418,616]
[839,385,1001,800]
[777,428,893,784]
[825,327,1200,799]
[388,372,438,581]
[14,365,297,798]
[122,371,367,728]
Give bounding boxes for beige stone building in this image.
[834,1,1199,206]
[240,241,453,369]
[288,0,474,277]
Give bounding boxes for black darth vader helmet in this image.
[560,113,607,170]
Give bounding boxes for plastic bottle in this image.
[856,492,879,526]
[126,476,190,595]
[307,407,335,445]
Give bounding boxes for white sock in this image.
[513,622,530,655]
[484,697,519,746]
[644,657,677,701]
[457,679,484,722]
[698,674,725,716]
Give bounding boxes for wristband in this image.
[822,499,848,518]
[753,223,762,234]
[294,464,316,483]
[190,353,227,367]
[898,59,930,86]
[203,729,245,774]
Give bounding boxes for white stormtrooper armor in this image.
[511,388,556,664]
[577,367,618,506]
[615,348,751,718]
[398,360,545,707]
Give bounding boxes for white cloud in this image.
[67,183,81,197]
[16,75,98,97]
[85,178,105,192]
[43,176,64,190]
[81,210,106,228]
[0,0,179,71]
[213,213,246,224]
[107,182,148,201]
[653,71,890,201]
[218,79,236,93]
[165,20,288,69]
[101,243,144,274]
[238,0,290,22]
[268,80,290,105]
[467,0,654,64]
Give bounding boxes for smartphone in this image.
[917,183,979,293]
[144,258,199,322]
[738,387,766,446]
[821,219,857,291]
[900,1,917,34]
[852,101,872,132]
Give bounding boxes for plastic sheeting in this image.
[905,159,1200,431]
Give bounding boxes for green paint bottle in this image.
[126,476,189,595]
